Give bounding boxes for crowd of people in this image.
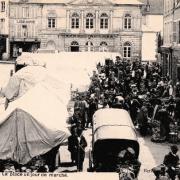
[70,56,180,137]
[68,56,180,172]
[2,56,179,175]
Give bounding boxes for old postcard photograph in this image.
[0,0,180,179]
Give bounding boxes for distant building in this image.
[161,0,180,83]
[9,0,144,60]
[9,0,41,58]
[140,0,163,62]
[0,0,10,60]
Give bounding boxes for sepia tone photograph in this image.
[0,0,180,179]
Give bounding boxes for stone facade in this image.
[161,0,180,83]
[9,0,143,60]
[140,0,163,62]
[9,2,42,57]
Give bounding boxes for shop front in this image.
[161,46,173,78]
[173,47,180,83]
[161,45,180,84]
[0,35,7,60]
[10,40,40,59]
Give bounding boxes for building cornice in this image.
[9,0,143,7]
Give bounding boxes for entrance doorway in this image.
[85,41,94,52]
[0,35,6,59]
[70,41,79,52]
[99,42,108,52]
[46,40,56,50]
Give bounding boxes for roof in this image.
[93,109,135,132]
[94,125,138,142]
[111,0,143,5]
[10,0,143,5]
[10,0,70,4]
[140,0,163,15]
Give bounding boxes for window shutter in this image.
[179,21,180,43]
[173,22,177,42]
[176,21,179,44]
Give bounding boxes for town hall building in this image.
[9,0,143,60]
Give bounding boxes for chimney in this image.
[146,0,150,12]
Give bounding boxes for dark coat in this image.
[163,152,179,179]
[68,135,87,160]
[163,152,179,168]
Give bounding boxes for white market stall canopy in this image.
[0,62,15,89]
[2,66,71,106]
[16,52,122,91]
[0,84,70,164]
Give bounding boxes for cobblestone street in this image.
[57,128,180,180]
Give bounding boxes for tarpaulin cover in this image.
[0,84,70,164]
[16,52,121,91]
[2,66,71,105]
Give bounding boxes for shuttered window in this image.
[173,22,177,42]
[179,21,180,43]
[1,1,5,12]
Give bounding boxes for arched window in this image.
[85,41,94,51]
[71,13,80,29]
[71,41,79,46]
[70,41,79,52]
[100,13,108,29]
[124,14,132,29]
[99,42,108,52]
[86,13,94,29]
[123,42,131,58]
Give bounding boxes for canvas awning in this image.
[0,84,70,164]
[2,66,71,105]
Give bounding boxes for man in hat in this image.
[68,127,78,164]
[137,105,151,136]
[70,108,81,127]
[157,107,172,140]
[111,96,124,109]
[76,129,87,171]
[163,145,179,180]
[86,97,98,128]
